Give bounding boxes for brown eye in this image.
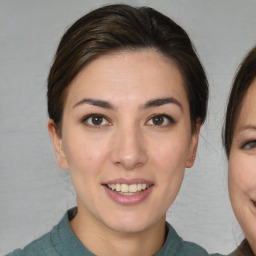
[146,114,175,127]
[91,115,103,125]
[83,114,110,127]
[152,116,164,125]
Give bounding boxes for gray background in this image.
[1,0,256,254]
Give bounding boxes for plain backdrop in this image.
[1,0,256,254]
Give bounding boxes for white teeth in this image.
[129,184,137,193]
[116,183,121,192]
[109,184,116,190]
[118,192,137,195]
[121,184,128,192]
[107,183,150,194]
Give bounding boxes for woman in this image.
[7,4,213,255]
[223,46,256,255]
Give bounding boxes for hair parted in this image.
[223,45,256,157]
[47,4,208,134]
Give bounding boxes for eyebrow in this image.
[72,97,183,111]
[73,98,114,109]
[238,124,256,133]
[142,97,183,111]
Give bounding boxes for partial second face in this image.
[228,78,256,252]
[58,49,197,234]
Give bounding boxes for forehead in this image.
[65,49,188,109]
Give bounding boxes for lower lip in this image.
[103,185,153,206]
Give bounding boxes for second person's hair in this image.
[223,46,256,156]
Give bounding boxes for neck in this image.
[70,207,166,256]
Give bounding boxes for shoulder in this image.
[5,249,24,256]
[180,241,214,256]
[5,231,57,256]
[177,240,226,256]
[4,208,80,256]
[160,222,224,256]
[4,208,72,256]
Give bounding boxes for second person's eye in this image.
[242,140,256,150]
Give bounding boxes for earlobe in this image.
[186,118,201,168]
[48,119,68,169]
[186,155,196,168]
[59,139,65,157]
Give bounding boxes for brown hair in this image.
[47,4,208,135]
[223,46,256,156]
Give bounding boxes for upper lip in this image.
[102,178,153,185]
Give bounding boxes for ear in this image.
[186,118,201,168]
[48,119,68,169]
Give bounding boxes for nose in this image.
[110,125,148,170]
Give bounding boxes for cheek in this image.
[228,155,244,195]
[230,156,249,187]
[161,132,191,159]
[152,139,187,205]
[228,153,256,204]
[150,133,191,173]
[63,131,109,171]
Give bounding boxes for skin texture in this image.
[228,78,256,254]
[48,49,200,256]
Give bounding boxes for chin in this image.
[108,222,151,234]
[103,211,163,234]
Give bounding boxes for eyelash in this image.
[81,113,176,128]
[242,140,256,150]
[81,114,111,128]
[146,114,176,127]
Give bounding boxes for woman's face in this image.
[228,78,256,252]
[49,49,200,234]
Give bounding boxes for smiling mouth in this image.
[105,183,151,196]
